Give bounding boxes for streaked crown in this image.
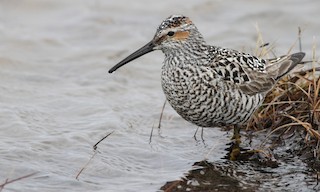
[157,15,193,31]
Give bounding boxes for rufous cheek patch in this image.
[173,31,190,40]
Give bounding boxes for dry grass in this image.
[246,26,320,159]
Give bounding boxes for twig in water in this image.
[200,127,204,141]
[193,127,199,141]
[298,27,302,52]
[0,172,37,192]
[193,127,205,143]
[76,131,114,180]
[149,123,154,144]
[76,150,98,180]
[93,131,114,150]
[150,100,167,143]
[158,100,167,129]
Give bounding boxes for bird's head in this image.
[109,15,202,73]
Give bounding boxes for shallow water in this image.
[0,0,319,191]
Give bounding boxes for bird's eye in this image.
[167,31,175,36]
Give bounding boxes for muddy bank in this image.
[161,129,320,191]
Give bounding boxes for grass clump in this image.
[246,27,320,159]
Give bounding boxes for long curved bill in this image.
[108,41,155,73]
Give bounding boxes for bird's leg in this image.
[228,126,270,161]
[232,125,241,145]
[229,125,241,160]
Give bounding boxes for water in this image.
[0,0,319,191]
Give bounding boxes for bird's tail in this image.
[266,52,305,80]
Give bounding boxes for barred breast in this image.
[161,62,264,127]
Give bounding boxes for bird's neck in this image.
[163,42,210,68]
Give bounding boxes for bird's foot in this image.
[227,143,257,161]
